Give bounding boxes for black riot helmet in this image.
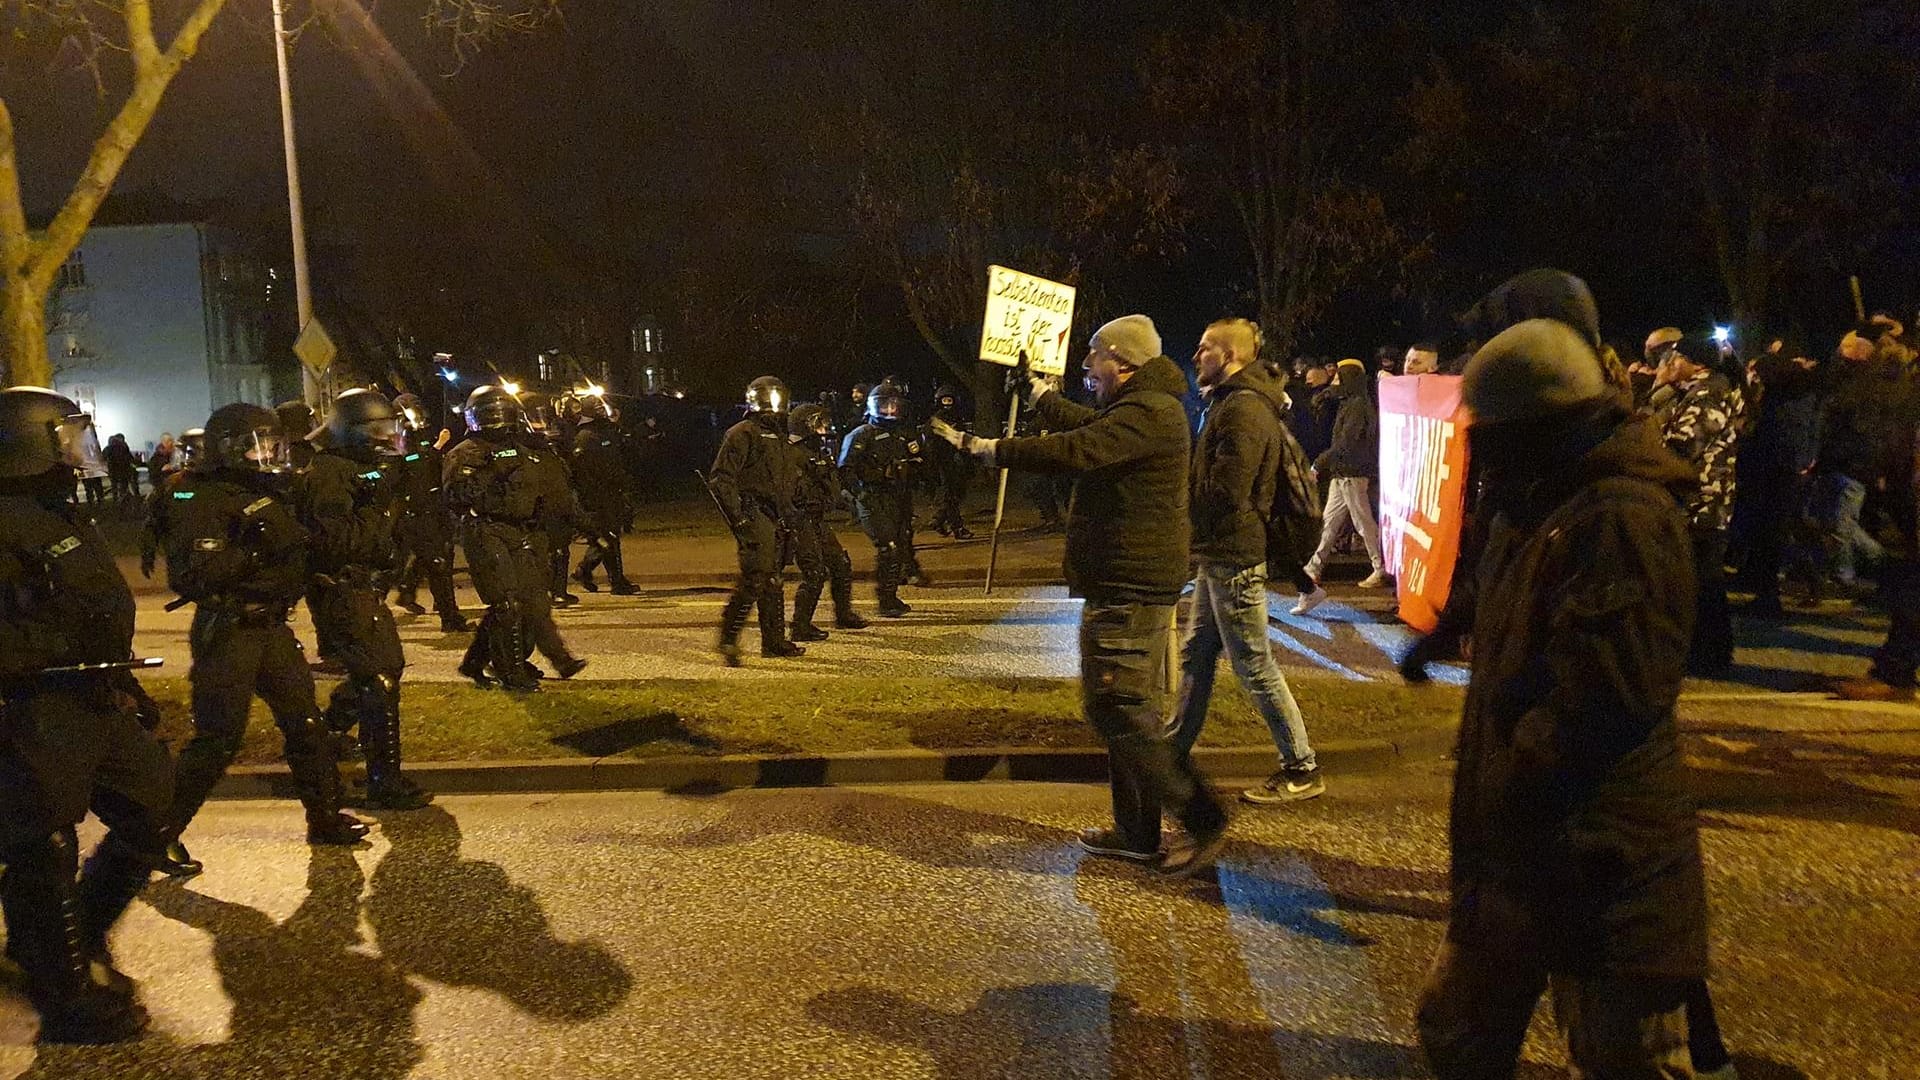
[177,428,206,471]
[203,403,292,474]
[933,384,962,414]
[866,379,908,423]
[746,376,790,415]
[464,385,524,435]
[789,402,831,437]
[324,388,406,457]
[276,401,316,445]
[0,386,105,479]
[392,393,429,433]
[553,392,584,423]
[578,389,615,422]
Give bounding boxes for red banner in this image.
[1376,374,1472,632]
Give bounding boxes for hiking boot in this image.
[877,596,912,618]
[457,658,497,690]
[1358,570,1391,589]
[762,641,806,659]
[1290,587,1327,616]
[1076,828,1159,863]
[554,657,589,680]
[551,592,579,609]
[835,610,870,630]
[573,567,599,593]
[609,579,641,596]
[1242,766,1326,805]
[952,526,976,540]
[365,775,433,811]
[440,612,472,633]
[790,623,830,642]
[716,641,743,668]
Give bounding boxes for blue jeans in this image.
[1080,600,1226,851]
[1812,473,1882,582]
[1170,562,1316,771]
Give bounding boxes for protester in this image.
[1733,343,1824,616]
[145,432,175,492]
[1416,318,1707,1077]
[1170,318,1323,805]
[1297,358,1388,613]
[1403,342,1441,376]
[104,432,140,502]
[931,314,1228,876]
[1807,324,1908,594]
[1655,336,1744,674]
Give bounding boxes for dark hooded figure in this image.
[1414,319,1709,1078]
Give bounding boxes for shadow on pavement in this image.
[1688,726,1920,837]
[18,805,633,1076]
[642,789,1445,941]
[366,804,633,1022]
[21,846,424,1080]
[548,711,725,757]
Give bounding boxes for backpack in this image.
[1260,395,1323,570]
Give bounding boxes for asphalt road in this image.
[6,717,1915,1078]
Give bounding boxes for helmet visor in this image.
[54,415,106,477]
[359,416,406,457]
[242,429,292,473]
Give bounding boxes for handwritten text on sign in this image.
[1377,374,1473,633]
[978,265,1077,377]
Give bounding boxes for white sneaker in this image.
[1357,570,1390,589]
[1290,587,1328,616]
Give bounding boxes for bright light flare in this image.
[1712,325,1732,345]
[501,380,521,396]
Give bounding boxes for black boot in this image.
[440,610,472,633]
[830,563,869,628]
[874,546,909,615]
[790,580,829,641]
[363,684,432,811]
[717,583,756,666]
[605,539,640,595]
[76,836,153,973]
[459,616,498,688]
[757,582,804,658]
[490,601,542,693]
[155,838,203,878]
[2,834,147,1045]
[573,558,600,594]
[284,716,373,846]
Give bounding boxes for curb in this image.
[209,725,1458,800]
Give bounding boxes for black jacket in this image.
[995,356,1191,604]
[1313,363,1377,479]
[1191,363,1289,569]
[164,471,311,606]
[838,420,924,495]
[1450,416,1707,978]
[443,435,547,526]
[710,413,795,523]
[0,494,136,673]
[570,418,632,514]
[1816,355,1913,484]
[297,450,401,577]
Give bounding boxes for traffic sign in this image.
[293,318,337,380]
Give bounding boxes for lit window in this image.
[55,250,87,290]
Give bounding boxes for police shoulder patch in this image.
[874,431,891,440]
[495,448,519,459]
[46,536,81,558]
[172,490,196,500]
[242,497,274,516]
[404,453,423,462]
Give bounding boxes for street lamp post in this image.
[271,0,321,409]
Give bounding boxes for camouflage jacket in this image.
[1659,371,1743,533]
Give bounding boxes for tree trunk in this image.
[1,273,49,386]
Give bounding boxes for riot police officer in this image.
[161,403,368,877]
[570,392,640,595]
[521,396,584,610]
[298,389,432,811]
[840,379,930,616]
[710,376,804,665]
[445,386,584,692]
[785,403,867,640]
[0,387,173,1043]
[926,384,975,539]
[390,393,469,632]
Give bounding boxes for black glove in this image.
[114,670,163,731]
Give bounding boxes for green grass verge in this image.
[141,675,1464,766]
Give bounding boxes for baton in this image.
[692,470,736,530]
[36,658,164,676]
